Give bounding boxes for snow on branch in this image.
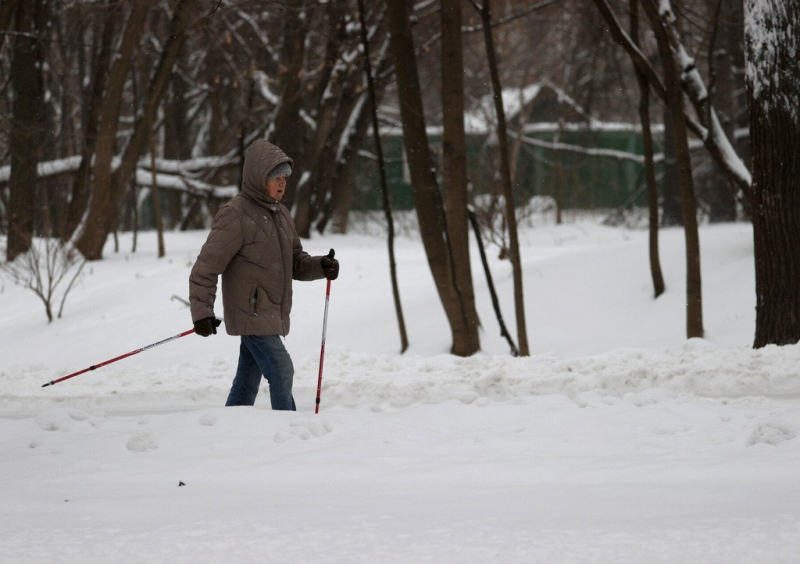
[0,153,239,185]
[656,0,751,189]
[520,135,652,164]
[519,133,705,164]
[134,169,237,199]
[0,156,83,183]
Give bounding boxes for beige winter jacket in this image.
[189,140,325,336]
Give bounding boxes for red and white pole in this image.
[315,250,335,414]
[40,323,217,388]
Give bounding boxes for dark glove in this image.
[321,249,339,280]
[194,317,221,337]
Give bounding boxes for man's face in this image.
[266,175,287,201]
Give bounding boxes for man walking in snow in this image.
[189,139,339,410]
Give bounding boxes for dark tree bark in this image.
[150,131,166,258]
[642,0,704,338]
[0,0,17,52]
[293,0,349,237]
[76,0,196,260]
[357,0,408,354]
[441,0,480,355]
[270,0,308,212]
[746,0,800,347]
[661,111,683,226]
[63,5,117,241]
[386,0,477,356]
[468,210,518,356]
[6,0,47,260]
[69,0,154,254]
[705,0,738,222]
[476,0,530,356]
[630,0,665,298]
[320,30,392,235]
[165,71,192,229]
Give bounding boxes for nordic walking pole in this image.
[315,249,335,414]
[40,319,221,388]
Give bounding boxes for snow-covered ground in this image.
[1,217,799,562]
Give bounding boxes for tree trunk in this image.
[63,5,117,241]
[469,210,518,356]
[164,72,191,229]
[642,0,703,339]
[705,0,738,223]
[293,0,348,237]
[71,0,154,255]
[325,36,392,235]
[76,0,195,260]
[477,0,530,356]
[630,0,665,298]
[270,0,308,212]
[386,0,475,356]
[746,0,800,347]
[150,131,165,258]
[661,110,683,226]
[357,0,408,354]
[440,0,480,354]
[6,0,47,261]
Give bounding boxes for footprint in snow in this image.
[35,409,93,432]
[746,420,797,447]
[274,420,333,443]
[127,432,158,452]
[199,414,219,427]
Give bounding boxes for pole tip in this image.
[41,382,51,388]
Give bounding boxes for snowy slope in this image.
[1,219,799,562]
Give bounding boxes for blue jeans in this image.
[226,335,296,410]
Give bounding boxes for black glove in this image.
[194,317,221,337]
[321,249,339,280]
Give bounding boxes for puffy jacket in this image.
[189,140,324,336]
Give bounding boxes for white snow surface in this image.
[2,219,800,562]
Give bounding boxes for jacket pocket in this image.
[254,285,279,316]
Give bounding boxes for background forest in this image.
[0,0,797,352]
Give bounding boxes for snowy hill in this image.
[2,219,799,562]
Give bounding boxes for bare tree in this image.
[68,0,155,251]
[75,0,198,260]
[704,0,740,222]
[357,0,408,353]
[641,0,703,338]
[630,0,665,298]
[386,0,478,356]
[270,0,309,212]
[472,0,530,356]
[150,130,166,258]
[62,2,118,242]
[661,111,683,227]
[746,0,800,347]
[1,239,86,323]
[592,0,752,204]
[441,0,481,355]
[6,0,47,261]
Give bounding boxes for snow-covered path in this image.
[3,394,799,562]
[2,220,799,561]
